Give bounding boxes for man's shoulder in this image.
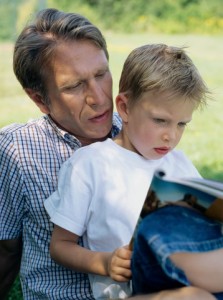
[112,112,122,136]
[0,122,27,135]
[0,117,50,153]
[0,117,45,137]
[112,112,122,125]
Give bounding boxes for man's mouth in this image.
[89,110,110,123]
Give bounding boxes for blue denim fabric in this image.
[131,205,223,299]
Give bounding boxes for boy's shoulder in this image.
[168,149,188,161]
[66,138,115,168]
[71,138,113,156]
[163,149,200,177]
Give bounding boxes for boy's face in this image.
[122,90,195,160]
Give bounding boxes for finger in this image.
[111,268,132,282]
[116,247,132,259]
[118,258,131,269]
[111,255,131,269]
[110,262,132,276]
[123,244,133,251]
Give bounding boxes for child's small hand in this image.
[107,245,132,282]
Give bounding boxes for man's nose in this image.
[85,80,105,106]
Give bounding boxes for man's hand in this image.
[107,245,132,282]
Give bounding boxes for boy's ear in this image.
[25,88,50,114]
[115,93,129,123]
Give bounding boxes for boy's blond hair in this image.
[119,44,209,108]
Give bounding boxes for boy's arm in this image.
[128,287,216,300]
[0,238,22,299]
[50,225,132,281]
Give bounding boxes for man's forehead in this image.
[51,40,108,70]
[56,39,106,58]
[44,41,109,88]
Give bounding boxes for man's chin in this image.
[80,131,111,146]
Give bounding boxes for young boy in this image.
[44,44,223,300]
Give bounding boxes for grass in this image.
[107,32,223,181]
[2,33,222,180]
[1,33,223,299]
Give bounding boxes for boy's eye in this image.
[154,118,166,124]
[178,122,187,128]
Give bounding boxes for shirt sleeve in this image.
[44,150,93,236]
[0,131,25,239]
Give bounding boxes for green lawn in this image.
[1,33,223,299]
[107,33,223,181]
[1,33,223,181]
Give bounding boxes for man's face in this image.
[44,40,113,145]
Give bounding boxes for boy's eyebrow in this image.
[149,110,193,123]
[183,119,192,123]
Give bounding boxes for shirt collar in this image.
[45,114,120,148]
[45,115,82,149]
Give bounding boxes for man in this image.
[0,8,121,299]
[0,8,215,300]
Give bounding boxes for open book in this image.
[129,170,223,250]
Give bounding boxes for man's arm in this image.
[0,238,22,299]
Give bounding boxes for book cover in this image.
[129,170,223,250]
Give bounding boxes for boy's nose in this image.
[162,129,176,142]
[162,133,169,142]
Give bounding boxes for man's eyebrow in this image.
[58,79,81,90]
[95,65,110,73]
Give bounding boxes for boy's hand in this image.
[107,245,132,282]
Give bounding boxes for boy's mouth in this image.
[154,147,170,155]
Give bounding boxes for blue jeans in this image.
[131,205,223,300]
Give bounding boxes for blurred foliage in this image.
[2,0,223,299]
[6,277,22,300]
[0,0,223,41]
[47,0,223,34]
[16,0,36,34]
[0,0,22,40]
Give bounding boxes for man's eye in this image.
[96,72,105,78]
[96,69,109,78]
[66,82,82,90]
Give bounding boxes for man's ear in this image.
[25,88,50,114]
[115,93,129,123]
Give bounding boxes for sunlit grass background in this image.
[1,0,223,298]
[1,33,223,185]
[2,34,223,299]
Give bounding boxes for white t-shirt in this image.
[45,138,200,299]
